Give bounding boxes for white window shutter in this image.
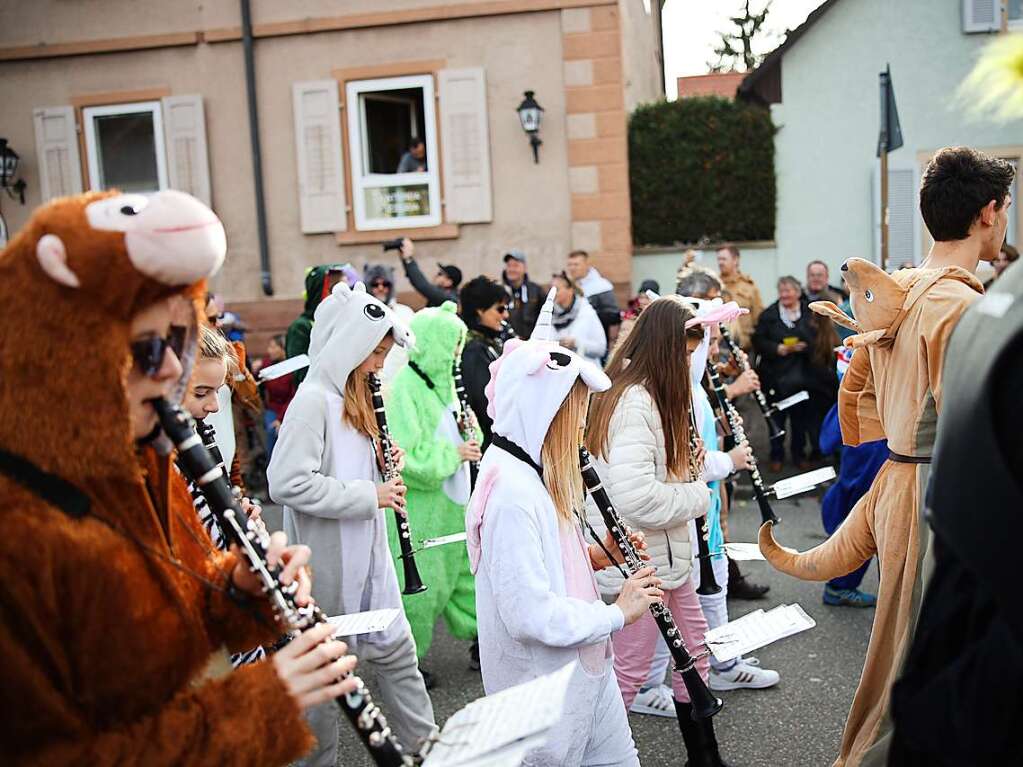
[873,164,920,270]
[962,0,1000,33]
[32,106,82,201]
[161,95,211,206]
[438,67,493,223]
[292,80,347,233]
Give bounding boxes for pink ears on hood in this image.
[685,300,749,328]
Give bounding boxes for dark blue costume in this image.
[818,403,888,591]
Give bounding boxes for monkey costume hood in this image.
[385,302,481,658]
[759,257,983,767]
[0,190,313,765]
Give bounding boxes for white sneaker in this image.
[629,684,675,717]
[709,660,780,691]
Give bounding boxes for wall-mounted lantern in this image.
[516,91,544,164]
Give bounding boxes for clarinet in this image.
[452,358,480,488]
[154,399,417,767]
[689,409,721,596]
[197,420,268,539]
[719,324,785,442]
[368,374,427,596]
[705,365,781,526]
[580,447,723,721]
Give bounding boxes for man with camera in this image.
[392,238,461,307]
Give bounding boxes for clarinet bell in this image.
[400,553,428,595]
[684,668,724,720]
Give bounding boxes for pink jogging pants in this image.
[611,577,710,706]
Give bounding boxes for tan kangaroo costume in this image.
[759,257,983,766]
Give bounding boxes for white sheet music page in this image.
[722,542,766,561]
[327,608,400,637]
[420,532,468,550]
[422,661,576,767]
[705,604,816,662]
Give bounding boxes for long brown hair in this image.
[343,372,379,439]
[809,311,840,371]
[544,378,590,521]
[585,295,704,480]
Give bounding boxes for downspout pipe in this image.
[241,0,273,296]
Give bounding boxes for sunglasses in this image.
[371,281,391,289]
[131,332,179,377]
[493,304,509,314]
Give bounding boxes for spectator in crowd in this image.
[550,271,607,367]
[566,249,622,349]
[458,276,510,450]
[805,310,840,464]
[286,263,359,385]
[618,278,659,345]
[716,244,764,350]
[805,260,848,304]
[260,334,296,461]
[397,137,427,173]
[753,276,815,472]
[501,250,543,338]
[365,263,415,382]
[398,238,461,307]
[985,241,1018,288]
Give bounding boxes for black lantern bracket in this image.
[516,90,545,164]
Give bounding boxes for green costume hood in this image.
[407,301,467,399]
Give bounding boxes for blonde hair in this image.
[343,372,379,439]
[198,325,238,367]
[543,378,590,521]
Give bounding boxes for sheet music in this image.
[723,542,766,561]
[705,604,816,663]
[421,532,468,550]
[422,662,576,767]
[773,466,837,499]
[773,390,810,411]
[257,354,309,381]
[327,608,400,637]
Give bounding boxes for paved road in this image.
[267,482,876,767]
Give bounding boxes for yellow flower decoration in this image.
[958,33,1023,121]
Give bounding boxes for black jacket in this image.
[752,299,815,399]
[460,328,503,449]
[401,258,458,307]
[502,274,544,339]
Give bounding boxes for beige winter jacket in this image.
[585,384,711,597]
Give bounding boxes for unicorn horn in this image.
[531,286,559,342]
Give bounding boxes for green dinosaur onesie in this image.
[385,302,481,659]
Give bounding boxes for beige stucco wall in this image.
[0,5,577,303]
[617,0,663,112]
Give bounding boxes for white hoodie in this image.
[267,282,414,646]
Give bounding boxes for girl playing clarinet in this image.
[268,282,436,767]
[467,292,660,766]
[585,295,733,767]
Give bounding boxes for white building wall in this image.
[773,0,1022,282]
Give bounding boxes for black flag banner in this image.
[877,64,903,157]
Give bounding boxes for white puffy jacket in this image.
[585,384,711,596]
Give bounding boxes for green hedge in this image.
[629,96,776,246]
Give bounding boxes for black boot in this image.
[674,700,735,767]
[727,557,769,601]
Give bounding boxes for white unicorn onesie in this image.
[465,291,641,766]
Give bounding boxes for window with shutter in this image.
[438,67,493,224]
[82,101,168,194]
[346,74,442,230]
[162,95,211,206]
[292,80,347,233]
[873,164,919,270]
[32,106,83,202]
[962,0,1001,33]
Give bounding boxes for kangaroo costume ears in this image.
[810,258,910,349]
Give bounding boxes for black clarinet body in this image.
[154,399,416,767]
[368,374,427,596]
[718,324,785,442]
[688,410,721,596]
[579,447,723,720]
[705,366,781,526]
[451,358,480,488]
